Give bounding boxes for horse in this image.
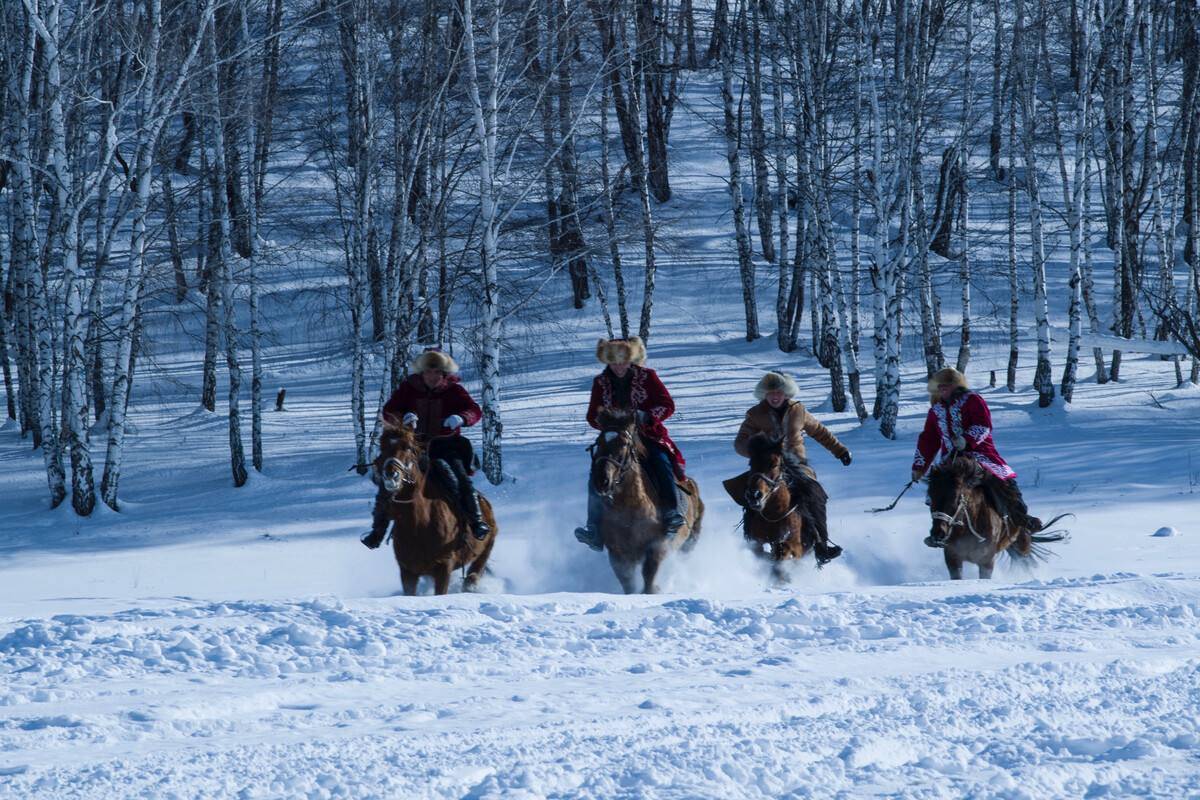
[375,423,497,595]
[926,455,1067,579]
[589,409,704,593]
[724,434,827,579]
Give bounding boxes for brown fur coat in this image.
[733,400,848,478]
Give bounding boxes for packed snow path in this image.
[3,575,1200,798]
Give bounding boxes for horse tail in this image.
[1006,519,1070,565]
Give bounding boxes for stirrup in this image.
[574,526,604,552]
[813,542,842,567]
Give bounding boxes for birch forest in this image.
[3,0,1200,516]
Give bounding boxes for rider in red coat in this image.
[362,349,488,549]
[575,337,686,551]
[911,367,1042,547]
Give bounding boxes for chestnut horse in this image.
[375,424,497,595]
[589,409,704,593]
[927,455,1067,579]
[724,434,823,578]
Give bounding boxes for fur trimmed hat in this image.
[927,367,968,401]
[411,348,459,375]
[596,337,647,366]
[754,371,799,401]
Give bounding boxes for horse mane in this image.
[928,454,983,492]
[596,407,636,431]
[746,433,784,464]
[593,408,646,460]
[380,421,422,455]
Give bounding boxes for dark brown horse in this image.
[927,455,1066,579]
[589,409,704,593]
[376,424,497,595]
[724,434,824,578]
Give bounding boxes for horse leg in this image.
[608,552,639,594]
[978,557,995,580]
[943,550,964,580]
[432,563,453,596]
[399,567,420,596]
[463,533,496,592]
[641,542,667,594]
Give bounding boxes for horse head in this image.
[377,422,424,494]
[590,408,644,499]
[744,433,786,513]
[927,455,987,542]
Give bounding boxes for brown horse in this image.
[735,435,810,565]
[926,455,1067,579]
[722,434,836,582]
[375,424,497,595]
[589,409,704,593]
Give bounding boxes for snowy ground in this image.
[4,100,1200,797]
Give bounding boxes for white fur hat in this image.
[596,337,647,366]
[754,371,798,400]
[411,348,459,374]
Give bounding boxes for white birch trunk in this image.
[462,0,505,483]
[101,0,213,510]
[719,1,760,342]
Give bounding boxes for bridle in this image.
[379,454,420,502]
[745,466,800,524]
[589,430,637,502]
[930,494,987,542]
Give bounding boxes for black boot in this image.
[574,483,605,551]
[647,448,685,540]
[450,460,490,540]
[361,490,389,550]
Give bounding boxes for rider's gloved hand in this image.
[911,469,924,483]
[442,414,464,430]
[402,412,418,428]
[952,434,966,452]
[839,451,852,466]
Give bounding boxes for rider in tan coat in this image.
[732,371,852,564]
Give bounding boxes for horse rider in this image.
[911,367,1043,547]
[574,337,687,551]
[361,348,490,549]
[732,371,852,565]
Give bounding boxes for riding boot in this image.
[793,474,842,565]
[360,489,390,550]
[450,459,490,540]
[646,447,685,539]
[574,484,605,551]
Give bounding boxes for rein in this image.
[380,455,421,503]
[745,470,799,523]
[930,495,988,542]
[590,431,638,501]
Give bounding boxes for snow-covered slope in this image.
[4,92,1200,798]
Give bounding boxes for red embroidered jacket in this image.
[586,366,685,476]
[382,373,482,443]
[913,390,1015,481]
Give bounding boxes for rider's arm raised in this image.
[801,411,849,461]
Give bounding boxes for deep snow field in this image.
[4,92,1200,798]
